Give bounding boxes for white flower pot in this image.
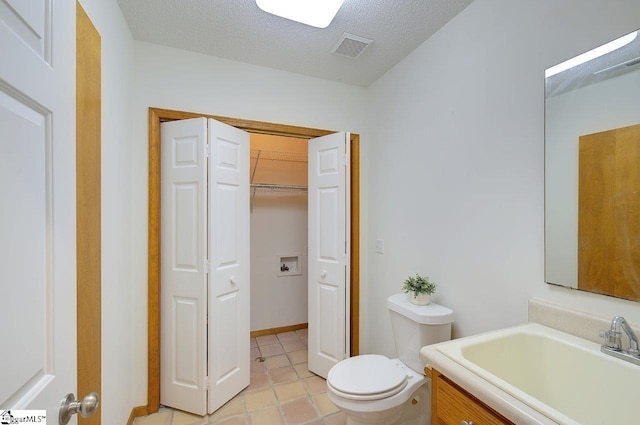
[408,292,431,305]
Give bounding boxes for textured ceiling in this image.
[117,0,474,87]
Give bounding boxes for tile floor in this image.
[133,329,347,425]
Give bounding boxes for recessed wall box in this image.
[278,255,302,277]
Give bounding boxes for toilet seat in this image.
[327,355,408,401]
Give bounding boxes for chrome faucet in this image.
[601,316,640,366]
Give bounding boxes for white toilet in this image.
[327,293,454,425]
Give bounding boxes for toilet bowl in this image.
[326,294,454,425]
[327,355,428,425]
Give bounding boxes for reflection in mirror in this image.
[545,29,640,301]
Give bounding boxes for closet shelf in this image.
[251,149,307,163]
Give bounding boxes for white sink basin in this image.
[436,322,639,425]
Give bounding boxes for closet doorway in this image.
[250,134,309,335]
[144,107,360,416]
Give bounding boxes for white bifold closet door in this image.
[307,132,351,379]
[160,117,250,415]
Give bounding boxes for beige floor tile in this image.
[213,415,247,425]
[286,349,308,365]
[311,393,339,416]
[250,347,261,360]
[133,411,172,425]
[248,406,284,425]
[322,412,347,425]
[302,376,326,395]
[295,329,308,338]
[281,339,306,352]
[244,388,277,411]
[264,354,290,369]
[293,363,314,379]
[260,343,285,357]
[268,365,298,384]
[280,398,319,424]
[209,395,245,421]
[276,331,300,342]
[171,410,208,425]
[256,334,278,346]
[274,381,307,403]
[250,359,266,373]
[250,338,257,348]
[247,371,270,391]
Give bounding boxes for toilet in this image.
[327,293,454,425]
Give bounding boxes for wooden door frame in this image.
[76,3,101,424]
[141,107,360,416]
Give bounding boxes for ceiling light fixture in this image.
[255,0,345,29]
[545,31,638,78]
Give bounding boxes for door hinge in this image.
[204,259,210,274]
[205,144,210,158]
[204,376,209,390]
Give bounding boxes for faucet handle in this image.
[600,329,622,350]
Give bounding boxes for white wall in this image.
[364,0,640,358]
[130,42,368,405]
[251,193,308,331]
[76,1,135,424]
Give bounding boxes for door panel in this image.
[0,83,50,408]
[208,119,250,413]
[160,118,208,415]
[308,132,350,379]
[0,0,76,415]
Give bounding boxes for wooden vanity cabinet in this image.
[429,368,515,425]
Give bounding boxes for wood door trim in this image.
[145,107,360,414]
[76,3,101,424]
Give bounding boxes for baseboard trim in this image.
[126,406,149,425]
[250,323,308,338]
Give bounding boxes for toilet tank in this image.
[387,293,455,374]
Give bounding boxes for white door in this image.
[308,132,351,379]
[207,119,250,413]
[160,118,208,415]
[0,0,77,418]
[160,118,250,415]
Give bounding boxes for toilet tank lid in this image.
[387,293,455,325]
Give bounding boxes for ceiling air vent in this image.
[331,33,372,59]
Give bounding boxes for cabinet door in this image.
[433,371,514,425]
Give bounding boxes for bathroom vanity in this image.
[421,299,640,425]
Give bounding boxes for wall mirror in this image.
[545,29,640,301]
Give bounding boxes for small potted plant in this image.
[402,273,437,305]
